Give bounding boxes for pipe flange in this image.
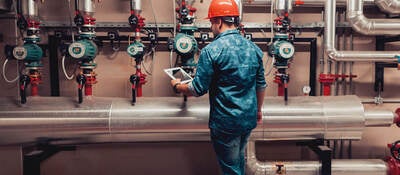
[395,108,400,127]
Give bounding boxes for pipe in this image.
[242,0,376,7]
[131,0,141,14]
[0,95,396,145]
[347,0,400,35]
[275,0,293,16]
[375,0,400,14]
[246,141,388,175]
[79,0,94,14]
[324,0,400,62]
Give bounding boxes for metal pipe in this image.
[275,0,293,16]
[242,0,376,7]
[22,0,38,17]
[0,96,396,145]
[131,0,141,14]
[246,141,388,175]
[348,0,400,35]
[375,0,400,14]
[325,0,400,62]
[79,0,94,14]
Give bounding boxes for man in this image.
[170,0,266,174]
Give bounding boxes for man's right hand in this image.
[257,111,262,124]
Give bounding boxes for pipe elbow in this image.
[347,13,375,35]
[375,0,400,14]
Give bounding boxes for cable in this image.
[149,0,160,34]
[265,56,275,76]
[67,0,75,42]
[2,59,20,83]
[62,55,75,80]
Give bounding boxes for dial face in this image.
[176,36,193,54]
[127,44,144,56]
[68,42,86,59]
[278,42,295,59]
[303,86,311,94]
[13,46,27,60]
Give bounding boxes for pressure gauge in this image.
[303,86,311,95]
[13,46,27,60]
[278,42,295,59]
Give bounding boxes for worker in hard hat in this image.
[170,0,266,174]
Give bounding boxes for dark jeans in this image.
[210,129,251,175]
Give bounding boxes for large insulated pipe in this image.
[325,0,400,62]
[0,96,397,145]
[246,141,388,175]
[375,0,400,14]
[243,0,375,7]
[347,0,400,35]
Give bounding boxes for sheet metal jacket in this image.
[0,95,397,145]
[324,0,400,62]
[246,141,389,175]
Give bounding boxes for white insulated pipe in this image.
[324,0,400,62]
[0,96,397,145]
[275,0,293,16]
[246,141,388,175]
[347,0,400,35]
[375,0,400,14]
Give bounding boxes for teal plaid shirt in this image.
[188,29,266,134]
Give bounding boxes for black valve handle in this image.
[20,75,30,104]
[130,75,138,105]
[76,74,86,104]
[391,140,400,161]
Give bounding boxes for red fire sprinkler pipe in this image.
[29,71,41,96]
[274,75,285,96]
[319,73,336,96]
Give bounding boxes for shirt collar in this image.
[214,29,240,40]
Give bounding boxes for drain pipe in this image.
[325,0,400,62]
[246,141,390,175]
[347,0,400,35]
[375,0,400,14]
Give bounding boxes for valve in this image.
[394,108,400,127]
[390,141,400,161]
[19,75,30,104]
[130,75,138,105]
[76,73,86,104]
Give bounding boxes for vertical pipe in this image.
[131,0,142,14]
[309,38,317,96]
[349,33,354,94]
[319,11,325,96]
[48,36,60,96]
[27,0,37,17]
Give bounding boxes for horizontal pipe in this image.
[375,0,400,14]
[242,0,376,7]
[0,96,396,145]
[348,0,400,35]
[246,141,388,175]
[325,0,400,62]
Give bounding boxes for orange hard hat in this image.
[207,0,239,19]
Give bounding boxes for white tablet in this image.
[164,67,193,84]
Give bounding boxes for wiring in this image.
[2,58,20,83]
[62,55,75,80]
